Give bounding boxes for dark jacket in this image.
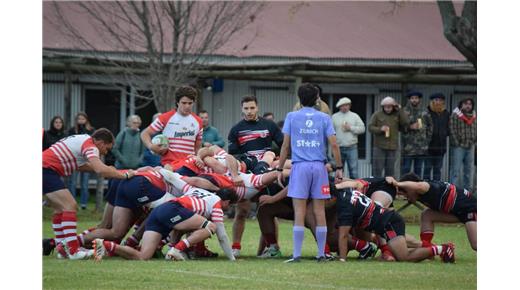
[42,130,66,151]
[427,106,450,156]
[68,125,95,136]
[368,109,409,150]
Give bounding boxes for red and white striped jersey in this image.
[235,172,264,201]
[173,189,224,223]
[148,109,203,164]
[135,169,170,192]
[181,148,246,175]
[42,134,100,177]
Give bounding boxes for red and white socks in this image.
[420,231,434,247]
[61,211,80,255]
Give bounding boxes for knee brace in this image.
[200,220,215,237]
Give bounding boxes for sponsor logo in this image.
[174,130,196,138]
[305,119,313,128]
[321,185,330,195]
[137,196,149,203]
[299,128,318,134]
[170,215,182,224]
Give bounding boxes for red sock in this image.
[380,244,391,254]
[175,239,190,252]
[77,227,96,247]
[61,211,79,255]
[263,233,277,246]
[52,213,64,244]
[125,236,139,249]
[352,237,368,252]
[324,243,331,255]
[420,231,434,247]
[232,242,241,250]
[103,241,116,256]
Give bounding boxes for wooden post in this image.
[64,63,72,128]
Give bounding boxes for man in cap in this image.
[332,97,365,179]
[368,96,409,177]
[401,91,433,178]
[424,93,450,181]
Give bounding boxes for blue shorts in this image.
[114,176,165,209]
[43,168,66,195]
[288,161,330,200]
[145,202,195,238]
[175,166,198,177]
[104,179,123,206]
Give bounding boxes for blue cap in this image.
[406,91,423,98]
[429,93,445,100]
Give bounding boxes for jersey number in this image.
[350,191,371,207]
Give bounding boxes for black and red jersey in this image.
[227,117,283,159]
[336,189,391,231]
[419,181,476,214]
[356,177,397,200]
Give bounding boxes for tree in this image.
[45,1,265,112]
[437,1,477,68]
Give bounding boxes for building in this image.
[43,1,476,179]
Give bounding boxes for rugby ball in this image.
[151,134,169,148]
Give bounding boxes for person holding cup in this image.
[368,96,409,177]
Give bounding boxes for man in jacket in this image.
[368,96,409,177]
[424,93,450,181]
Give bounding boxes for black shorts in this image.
[42,168,66,195]
[452,193,477,223]
[114,176,165,209]
[376,212,406,242]
[235,154,262,173]
[145,202,195,239]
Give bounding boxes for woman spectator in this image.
[112,115,145,169]
[67,112,95,210]
[43,115,66,151]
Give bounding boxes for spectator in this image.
[449,98,477,190]
[293,84,331,114]
[368,96,409,177]
[140,113,162,167]
[263,112,275,121]
[43,115,66,151]
[424,93,450,181]
[67,112,95,209]
[199,110,225,148]
[332,97,365,179]
[111,115,145,169]
[401,91,433,178]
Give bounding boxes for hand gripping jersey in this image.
[355,177,397,200]
[148,109,203,166]
[42,134,100,176]
[173,188,224,223]
[336,189,392,231]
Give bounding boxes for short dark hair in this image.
[215,188,239,204]
[298,83,319,107]
[458,98,474,109]
[91,128,115,144]
[399,173,423,182]
[175,85,198,104]
[276,120,284,129]
[263,112,274,118]
[241,95,257,106]
[199,110,208,115]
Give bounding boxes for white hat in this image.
[381,96,396,106]
[336,97,352,108]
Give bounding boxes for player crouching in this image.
[336,188,456,263]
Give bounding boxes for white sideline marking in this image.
[164,268,381,290]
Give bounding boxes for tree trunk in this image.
[437,0,477,68]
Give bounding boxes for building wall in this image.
[43,73,82,129]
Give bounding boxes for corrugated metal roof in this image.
[43,1,469,62]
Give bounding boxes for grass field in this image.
[42,202,476,290]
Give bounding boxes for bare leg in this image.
[45,189,77,213]
[83,206,135,244]
[203,156,227,174]
[420,209,459,234]
[371,191,393,208]
[465,221,477,251]
[388,236,433,262]
[233,200,251,245]
[113,231,163,260]
[98,203,114,229]
[405,234,422,248]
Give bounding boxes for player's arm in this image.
[87,157,135,179]
[338,225,351,262]
[276,134,291,186]
[215,222,236,261]
[327,134,343,182]
[141,127,167,155]
[258,187,288,206]
[396,181,430,196]
[159,168,189,192]
[226,153,244,187]
[335,179,362,190]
